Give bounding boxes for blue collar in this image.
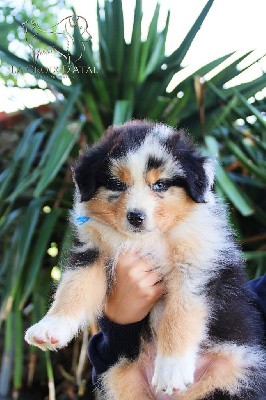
[75,215,91,225]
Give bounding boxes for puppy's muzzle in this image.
[127,209,146,228]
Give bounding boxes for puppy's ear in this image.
[166,130,214,203]
[181,153,214,203]
[73,144,108,202]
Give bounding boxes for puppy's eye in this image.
[107,179,127,192]
[152,181,169,192]
[114,181,126,191]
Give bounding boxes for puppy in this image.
[25,120,266,399]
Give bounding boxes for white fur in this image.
[126,186,157,231]
[203,159,215,203]
[169,202,239,284]
[151,123,173,140]
[152,350,197,394]
[72,242,96,253]
[124,134,185,182]
[25,315,80,351]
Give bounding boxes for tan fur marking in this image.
[175,351,245,400]
[48,263,107,318]
[86,191,128,233]
[113,165,133,186]
[104,361,152,400]
[157,269,207,356]
[170,232,204,264]
[145,168,161,185]
[155,187,196,233]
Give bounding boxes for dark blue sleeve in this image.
[244,274,266,333]
[88,316,144,387]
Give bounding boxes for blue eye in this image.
[152,181,168,192]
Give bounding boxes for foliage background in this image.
[0,0,265,398]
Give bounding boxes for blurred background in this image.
[0,0,265,399]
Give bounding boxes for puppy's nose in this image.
[127,210,146,227]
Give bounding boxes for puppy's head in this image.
[73,120,214,235]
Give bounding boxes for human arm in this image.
[88,252,165,386]
[244,273,266,334]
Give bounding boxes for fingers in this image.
[105,251,166,324]
[140,270,163,288]
[117,251,161,275]
[115,250,166,298]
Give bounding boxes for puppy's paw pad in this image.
[152,352,196,394]
[25,315,78,351]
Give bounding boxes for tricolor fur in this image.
[25,121,266,399]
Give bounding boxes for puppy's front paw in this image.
[152,351,196,395]
[25,315,79,351]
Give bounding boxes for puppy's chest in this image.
[109,234,171,273]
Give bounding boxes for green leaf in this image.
[0,312,14,394]
[7,169,40,203]
[226,73,266,100]
[147,96,170,120]
[19,209,62,309]
[34,120,82,197]
[18,131,45,180]
[236,91,266,130]
[244,251,266,261]
[225,139,266,183]
[138,3,160,82]
[163,0,215,69]
[113,100,133,124]
[38,85,81,167]
[112,0,125,74]
[0,118,43,202]
[123,0,142,100]
[0,209,22,236]
[83,91,105,137]
[205,136,254,216]
[170,52,234,96]
[14,291,23,390]
[143,33,165,78]
[205,95,239,132]
[45,351,55,400]
[0,198,45,320]
[211,51,253,86]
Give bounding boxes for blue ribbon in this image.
[75,216,91,225]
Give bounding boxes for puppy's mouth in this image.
[130,227,150,234]
[124,223,152,235]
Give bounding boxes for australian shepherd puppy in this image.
[25,120,265,399]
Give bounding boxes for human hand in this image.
[104,251,165,324]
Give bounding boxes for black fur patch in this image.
[207,263,264,346]
[165,131,209,203]
[73,143,110,202]
[68,248,99,268]
[146,156,164,170]
[107,120,152,158]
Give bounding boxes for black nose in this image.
[127,210,146,227]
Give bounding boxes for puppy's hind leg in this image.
[176,344,266,400]
[102,360,153,400]
[25,258,107,351]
